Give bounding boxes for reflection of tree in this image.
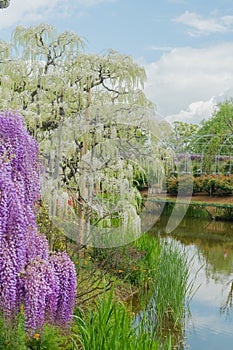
[176,224,233,280]
[220,281,233,315]
[202,247,233,282]
[151,216,233,279]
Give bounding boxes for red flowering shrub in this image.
[167,174,233,196]
[167,175,194,196]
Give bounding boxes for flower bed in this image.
[167,174,233,196]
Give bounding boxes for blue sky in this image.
[1,0,233,123]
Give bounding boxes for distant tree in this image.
[164,121,199,153]
[191,100,233,173]
[197,100,233,137]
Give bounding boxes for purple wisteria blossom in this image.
[49,251,77,326]
[0,110,77,335]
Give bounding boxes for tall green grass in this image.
[134,234,192,348]
[71,289,171,350]
[132,234,161,309]
[151,240,192,348]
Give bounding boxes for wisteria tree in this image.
[0,24,172,248]
[0,24,147,139]
[0,110,76,335]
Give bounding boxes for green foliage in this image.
[165,102,233,174]
[0,313,68,350]
[0,312,27,350]
[201,175,233,196]
[200,175,233,196]
[133,167,148,190]
[165,121,199,153]
[135,234,161,284]
[190,100,233,173]
[135,236,191,348]
[36,201,70,251]
[197,100,233,137]
[71,290,170,350]
[90,244,148,286]
[26,326,69,350]
[90,234,162,290]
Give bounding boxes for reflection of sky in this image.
[157,218,233,349]
[184,244,233,350]
[188,245,231,306]
[188,303,233,350]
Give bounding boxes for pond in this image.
[151,216,233,350]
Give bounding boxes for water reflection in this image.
[150,216,233,350]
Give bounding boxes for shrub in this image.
[167,175,194,196]
[167,174,233,196]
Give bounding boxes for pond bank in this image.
[143,193,233,221]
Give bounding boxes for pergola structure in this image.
[174,134,233,175]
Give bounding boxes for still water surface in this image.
[151,217,233,350]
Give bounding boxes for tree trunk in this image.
[77,89,91,249]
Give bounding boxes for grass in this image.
[71,289,171,350]
[151,240,192,349]
[134,234,192,348]
[97,233,192,348]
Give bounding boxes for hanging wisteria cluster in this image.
[0,110,76,335]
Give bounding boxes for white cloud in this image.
[146,45,173,52]
[0,0,116,30]
[166,88,233,124]
[143,43,233,123]
[0,0,61,29]
[173,11,233,36]
[165,98,217,124]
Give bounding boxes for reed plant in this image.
[71,289,171,350]
[152,240,191,346]
[133,234,161,302]
[134,234,192,348]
